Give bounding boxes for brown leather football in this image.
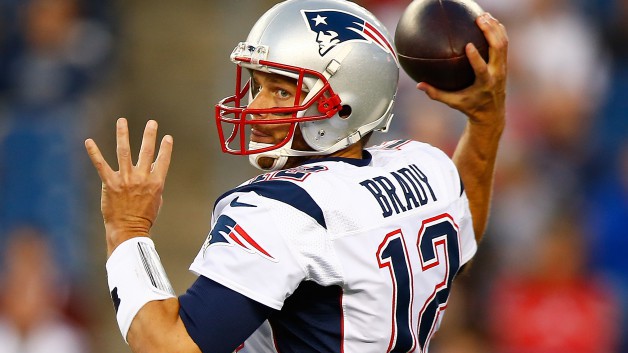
[394,0,489,91]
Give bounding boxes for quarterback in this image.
[85,0,507,352]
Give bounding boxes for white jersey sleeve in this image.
[189,175,341,310]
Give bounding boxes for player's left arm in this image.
[126,298,200,353]
[85,119,280,352]
[85,118,201,352]
[417,13,508,241]
[127,276,274,353]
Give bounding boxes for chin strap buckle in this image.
[317,94,342,117]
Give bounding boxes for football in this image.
[394,0,489,91]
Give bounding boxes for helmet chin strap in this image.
[248,142,290,171]
[247,107,317,171]
[248,128,322,171]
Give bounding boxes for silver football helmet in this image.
[215,0,399,170]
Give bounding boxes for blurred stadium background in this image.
[0,0,626,352]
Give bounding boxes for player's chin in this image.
[250,135,275,145]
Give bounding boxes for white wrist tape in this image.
[106,237,176,342]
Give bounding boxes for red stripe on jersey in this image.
[229,231,250,250]
[234,224,275,260]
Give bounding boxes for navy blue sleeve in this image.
[179,275,276,353]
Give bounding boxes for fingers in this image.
[90,118,172,180]
[152,135,173,182]
[476,13,509,70]
[418,81,447,102]
[116,118,133,175]
[137,120,158,172]
[466,43,489,83]
[85,138,114,182]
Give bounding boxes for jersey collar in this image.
[302,150,372,167]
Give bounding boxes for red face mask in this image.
[215,56,342,156]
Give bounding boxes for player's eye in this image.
[276,89,291,99]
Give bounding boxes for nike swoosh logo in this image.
[230,196,257,208]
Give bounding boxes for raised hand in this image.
[418,12,508,128]
[418,13,508,240]
[85,118,173,256]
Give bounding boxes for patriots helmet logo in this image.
[302,9,396,57]
[202,215,277,262]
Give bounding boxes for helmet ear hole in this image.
[339,105,352,119]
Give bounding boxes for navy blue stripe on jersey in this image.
[179,275,276,353]
[216,180,327,228]
[269,281,343,353]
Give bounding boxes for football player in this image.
[84,0,507,352]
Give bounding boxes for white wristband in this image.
[106,237,176,342]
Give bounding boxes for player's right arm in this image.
[417,12,508,241]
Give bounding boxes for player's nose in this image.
[247,92,272,120]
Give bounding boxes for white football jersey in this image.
[189,140,477,353]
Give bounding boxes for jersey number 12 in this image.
[376,214,461,353]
